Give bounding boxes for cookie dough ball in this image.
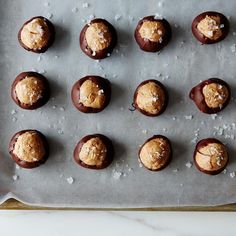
[71,75,111,113]
[194,138,228,175]
[9,130,49,169]
[192,11,229,44]
[189,78,230,114]
[134,16,172,52]
[18,16,55,53]
[74,134,114,169]
[11,71,50,110]
[139,135,172,171]
[133,80,168,116]
[80,18,117,59]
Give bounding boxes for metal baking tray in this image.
[1,0,236,209]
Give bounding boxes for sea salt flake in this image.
[184,115,193,120]
[172,169,179,173]
[11,110,16,115]
[46,13,53,19]
[82,2,89,8]
[230,44,236,53]
[211,114,217,120]
[185,161,192,168]
[67,177,74,184]
[72,7,78,13]
[113,171,122,180]
[115,14,122,21]
[12,175,18,181]
[44,2,50,7]
[142,129,148,134]
[230,172,235,178]
[12,117,17,122]
[223,169,227,174]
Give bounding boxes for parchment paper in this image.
[1,0,236,208]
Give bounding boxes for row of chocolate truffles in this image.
[9,130,229,175]
[11,72,231,115]
[18,11,229,58]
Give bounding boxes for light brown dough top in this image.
[197,15,223,40]
[202,83,229,108]
[79,137,107,166]
[139,137,171,170]
[195,142,228,171]
[20,18,51,50]
[13,131,46,162]
[15,76,44,105]
[136,82,165,115]
[85,22,112,52]
[79,79,105,109]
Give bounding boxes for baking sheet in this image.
[1,0,236,208]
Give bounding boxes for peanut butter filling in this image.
[85,22,112,52]
[195,143,228,171]
[15,76,44,105]
[20,18,51,50]
[79,137,107,166]
[140,138,170,170]
[197,15,223,40]
[79,79,105,109]
[139,21,164,42]
[13,131,46,162]
[136,82,165,115]
[202,83,228,109]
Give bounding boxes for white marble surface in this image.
[0,211,235,235]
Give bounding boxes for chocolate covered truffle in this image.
[11,71,50,110]
[194,138,228,175]
[71,75,111,113]
[74,134,114,169]
[9,130,49,169]
[133,80,168,116]
[189,78,230,114]
[134,16,171,52]
[80,18,117,59]
[18,16,55,53]
[192,11,229,44]
[139,135,172,171]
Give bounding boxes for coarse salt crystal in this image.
[67,177,74,184]
[211,114,217,120]
[82,2,89,8]
[113,171,122,180]
[115,14,122,21]
[230,172,235,178]
[184,115,193,120]
[12,175,18,181]
[230,44,236,53]
[185,162,192,168]
[72,7,78,13]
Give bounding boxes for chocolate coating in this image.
[134,16,172,52]
[9,130,49,169]
[133,79,168,117]
[73,134,114,169]
[189,78,230,114]
[193,138,228,175]
[80,18,117,59]
[11,71,50,110]
[139,135,172,171]
[18,16,55,53]
[71,75,111,113]
[192,11,229,44]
